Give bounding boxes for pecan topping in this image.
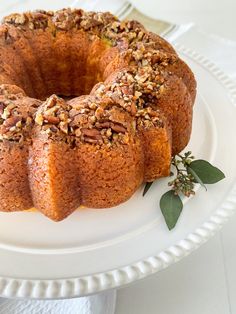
[3,116,21,130]
[79,127,103,144]
[95,121,110,129]
[35,113,43,125]
[53,9,78,30]
[95,121,126,134]
[43,115,60,124]
[59,121,69,134]
[0,96,37,143]
[4,13,27,26]
[110,123,126,134]
[0,9,175,147]
[35,95,71,136]
[29,12,49,29]
[0,103,4,115]
[83,137,101,144]
[81,128,100,138]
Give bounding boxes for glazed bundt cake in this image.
[0,9,196,221]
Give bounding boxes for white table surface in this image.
[115,1,236,313]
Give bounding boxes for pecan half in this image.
[83,137,101,144]
[3,116,21,130]
[43,115,60,124]
[110,123,126,134]
[80,128,103,144]
[95,121,127,134]
[95,121,111,129]
[81,128,101,138]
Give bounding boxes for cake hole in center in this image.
[22,38,113,100]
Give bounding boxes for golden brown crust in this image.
[0,26,25,88]
[156,73,193,154]
[69,30,90,95]
[0,84,26,96]
[0,24,35,96]
[138,115,172,182]
[146,32,177,54]
[0,9,197,220]
[164,57,197,103]
[0,142,32,211]
[76,139,144,208]
[28,131,81,221]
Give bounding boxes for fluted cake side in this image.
[0,9,196,221]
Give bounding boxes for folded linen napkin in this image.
[0,290,116,314]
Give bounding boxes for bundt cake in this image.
[0,8,196,221]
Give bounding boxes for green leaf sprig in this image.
[143,151,225,230]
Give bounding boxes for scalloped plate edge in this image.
[0,44,236,299]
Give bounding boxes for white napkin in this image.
[0,290,116,314]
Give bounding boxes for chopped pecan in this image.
[0,103,4,116]
[126,20,144,31]
[110,123,126,134]
[43,115,60,124]
[52,9,80,30]
[121,85,133,95]
[95,121,111,129]
[32,12,48,20]
[3,116,21,130]
[25,116,33,125]
[29,12,49,29]
[130,102,137,116]
[95,121,126,134]
[81,128,101,138]
[75,128,81,137]
[49,125,58,133]
[69,108,79,118]
[84,137,101,144]
[70,113,87,127]
[59,121,68,134]
[46,96,57,108]
[35,113,44,125]
[2,105,12,119]
[4,29,14,44]
[4,13,27,25]
[95,107,104,119]
[134,91,142,98]
[106,128,112,137]
[80,14,103,30]
[59,112,68,121]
